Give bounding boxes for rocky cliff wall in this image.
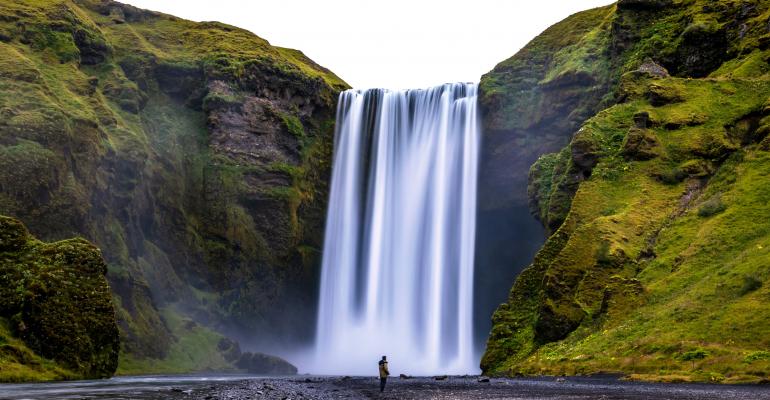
[0,0,347,373]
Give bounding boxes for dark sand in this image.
[1,375,769,399]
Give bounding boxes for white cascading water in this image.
[312,83,480,376]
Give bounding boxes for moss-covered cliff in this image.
[482,0,770,383]
[0,215,119,382]
[0,0,347,376]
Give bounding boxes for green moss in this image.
[0,0,349,380]
[484,43,770,382]
[0,216,119,382]
[281,113,306,138]
[116,307,233,375]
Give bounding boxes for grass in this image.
[0,318,79,382]
[116,307,233,375]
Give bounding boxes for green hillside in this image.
[482,0,770,383]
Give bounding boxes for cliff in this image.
[0,0,347,375]
[482,0,770,383]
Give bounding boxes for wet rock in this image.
[478,377,490,383]
[236,352,298,375]
[399,374,411,379]
[676,23,729,78]
[434,375,448,381]
[154,61,205,104]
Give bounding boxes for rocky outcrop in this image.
[0,0,347,376]
[0,216,119,381]
[236,352,298,375]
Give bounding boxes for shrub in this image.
[697,195,726,217]
[656,166,687,185]
[679,349,708,361]
[739,275,762,296]
[744,351,770,363]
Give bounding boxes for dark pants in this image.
[380,377,387,392]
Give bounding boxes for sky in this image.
[124,0,615,89]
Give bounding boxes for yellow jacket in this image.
[378,360,390,378]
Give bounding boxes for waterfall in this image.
[313,83,480,375]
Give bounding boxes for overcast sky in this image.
[124,0,615,89]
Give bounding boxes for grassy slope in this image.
[483,0,770,383]
[0,318,76,382]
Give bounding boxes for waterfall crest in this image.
[313,83,480,375]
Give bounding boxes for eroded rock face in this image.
[0,216,120,379]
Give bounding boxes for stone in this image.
[571,129,602,171]
[633,111,651,129]
[622,127,659,160]
[0,216,120,379]
[636,60,670,78]
[235,352,298,375]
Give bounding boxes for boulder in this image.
[0,216,120,379]
[571,129,601,171]
[622,127,659,160]
[236,352,297,375]
[636,60,670,78]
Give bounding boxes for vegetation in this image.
[0,216,119,382]
[0,0,348,377]
[482,0,770,384]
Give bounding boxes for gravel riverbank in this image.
[1,375,769,399]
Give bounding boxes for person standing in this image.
[378,355,390,392]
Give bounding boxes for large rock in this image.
[0,216,119,380]
[236,352,298,375]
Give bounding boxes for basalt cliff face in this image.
[0,0,347,376]
[482,0,770,383]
